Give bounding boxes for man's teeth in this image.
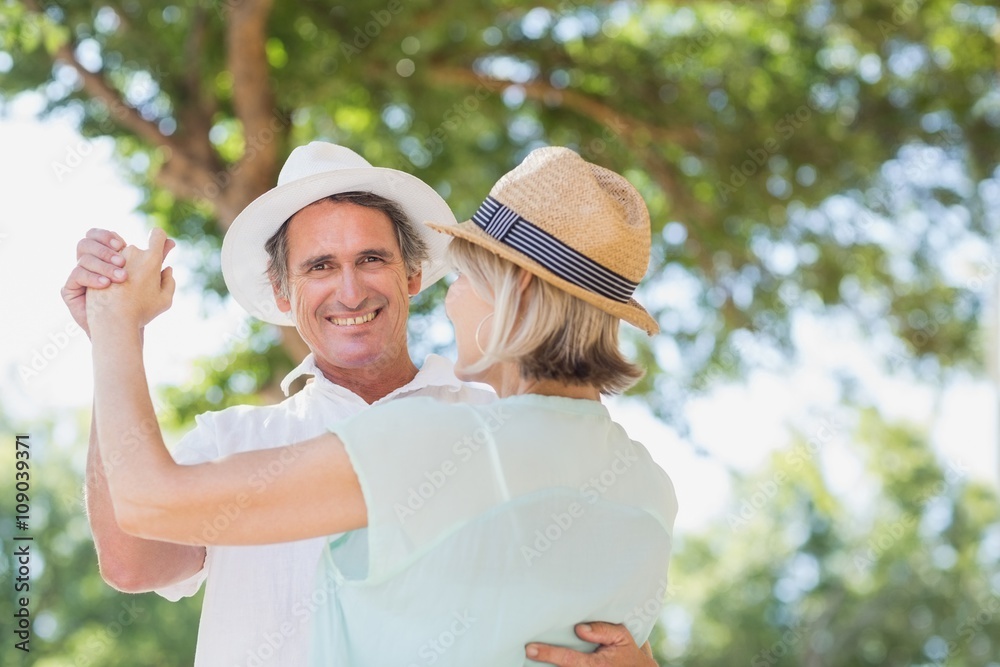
[329,311,378,326]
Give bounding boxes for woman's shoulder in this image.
[373,395,483,419]
[345,396,495,441]
[373,394,549,420]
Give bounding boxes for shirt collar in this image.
[280,354,323,397]
[280,353,465,401]
[382,353,465,401]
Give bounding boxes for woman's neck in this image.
[485,362,601,401]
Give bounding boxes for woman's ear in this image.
[516,269,533,294]
[513,270,534,327]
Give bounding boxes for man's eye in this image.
[309,263,329,271]
[362,256,383,264]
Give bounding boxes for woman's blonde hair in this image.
[448,237,644,395]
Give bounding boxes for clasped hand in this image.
[85,228,175,330]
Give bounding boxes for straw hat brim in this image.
[428,220,660,336]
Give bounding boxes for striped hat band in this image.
[470,196,638,304]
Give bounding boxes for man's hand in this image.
[62,228,175,337]
[526,622,657,666]
[86,228,176,330]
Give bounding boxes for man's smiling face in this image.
[275,199,420,379]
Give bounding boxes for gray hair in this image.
[265,191,429,299]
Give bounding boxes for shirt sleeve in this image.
[152,411,221,601]
[329,396,510,584]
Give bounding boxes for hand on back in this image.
[527,622,659,666]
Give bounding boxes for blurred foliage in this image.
[0,415,201,667]
[1,0,997,426]
[659,409,1000,666]
[157,319,288,429]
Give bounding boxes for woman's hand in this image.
[61,228,176,338]
[86,228,175,330]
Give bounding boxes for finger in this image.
[77,237,127,267]
[641,641,653,658]
[120,243,144,264]
[574,622,633,648]
[77,253,127,283]
[76,255,126,282]
[61,265,109,298]
[526,643,588,667]
[161,266,176,300]
[84,228,127,252]
[147,227,167,255]
[163,237,176,260]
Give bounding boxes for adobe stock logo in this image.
[405,610,476,667]
[51,139,98,182]
[392,405,510,524]
[520,445,641,566]
[18,322,85,383]
[339,0,406,62]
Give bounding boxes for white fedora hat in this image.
[221,141,457,326]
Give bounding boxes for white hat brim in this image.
[221,166,457,326]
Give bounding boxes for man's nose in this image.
[336,266,366,309]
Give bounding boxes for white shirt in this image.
[155,354,495,667]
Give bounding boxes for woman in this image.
[89,146,677,665]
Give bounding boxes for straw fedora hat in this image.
[427,146,659,335]
[221,142,457,326]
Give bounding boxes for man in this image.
[63,142,657,666]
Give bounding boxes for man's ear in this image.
[273,283,292,314]
[407,269,422,297]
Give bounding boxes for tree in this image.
[659,408,1000,666]
[0,413,201,667]
[1,0,995,421]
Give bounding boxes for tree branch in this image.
[64,47,228,208]
[23,0,223,205]
[174,4,217,166]
[426,65,712,232]
[429,65,700,150]
[58,48,166,148]
[221,0,282,227]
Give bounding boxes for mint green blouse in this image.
[310,394,677,666]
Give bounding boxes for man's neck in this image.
[315,356,420,404]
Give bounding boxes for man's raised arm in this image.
[65,228,204,592]
[86,407,206,591]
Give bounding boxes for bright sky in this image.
[1,96,997,538]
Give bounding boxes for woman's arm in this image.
[88,230,366,545]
